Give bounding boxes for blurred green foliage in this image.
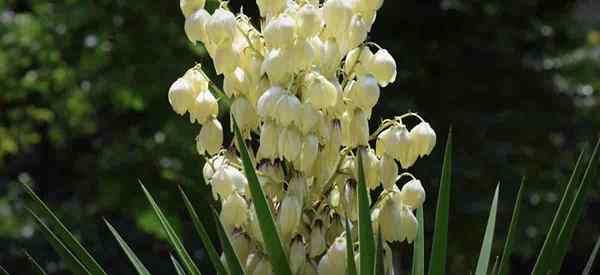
[0,0,599,274]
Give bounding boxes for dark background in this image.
[1,0,600,274]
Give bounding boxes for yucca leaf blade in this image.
[104,220,152,275]
[231,118,292,275]
[412,207,425,275]
[179,186,227,275]
[531,149,586,275]
[140,183,202,275]
[171,254,188,275]
[475,184,500,275]
[428,129,453,275]
[212,207,245,275]
[548,139,600,274]
[357,147,375,275]
[27,208,92,275]
[22,183,107,275]
[582,236,600,275]
[345,217,358,275]
[497,177,525,275]
[0,265,10,275]
[24,251,48,275]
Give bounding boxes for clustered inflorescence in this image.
[168,0,437,273]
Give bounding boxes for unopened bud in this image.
[309,220,326,257]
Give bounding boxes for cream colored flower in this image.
[369,49,397,87]
[379,154,398,190]
[205,8,236,45]
[197,118,223,155]
[263,14,296,49]
[258,121,280,160]
[346,74,380,111]
[304,73,338,109]
[289,235,306,274]
[278,194,302,239]
[168,78,195,115]
[317,234,346,274]
[184,8,210,44]
[349,109,369,147]
[410,121,436,157]
[220,192,248,228]
[400,178,426,209]
[189,91,218,124]
[231,96,259,133]
[297,4,322,38]
[180,0,206,18]
[278,126,302,161]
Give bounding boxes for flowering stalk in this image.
[169,0,437,273]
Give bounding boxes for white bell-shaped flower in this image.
[289,235,306,274]
[309,220,327,257]
[189,91,218,124]
[344,46,374,76]
[350,109,369,147]
[213,42,240,75]
[183,68,209,94]
[263,14,296,49]
[304,73,338,109]
[343,180,358,220]
[197,118,223,155]
[410,121,436,157]
[322,0,353,39]
[297,4,322,38]
[364,148,381,189]
[223,67,248,97]
[205,8,236,46]
[400,179,426,209]
[202,155,226,183]
[231,96,259,133]
[317,234,347,274]
[379,197,402,242]
[353,0,384,13]
[168,78,195,115]
[287,175,307,203]
[344,14,369,53]
[180,0,206,18]
[185,8,210,44]
[220,192,248,228]
[275,93,302,127]
[379,154,398,190]
[298,134,319,173]
[347,74,380,111]
[291,39,316,72]
[369,49,397,87]
[319,38,343,79]
[247,206,264,245]
[386,125,418,169]
[299,103,320,134]
[278,126,302,161]
[213,165,247,197]
[376,127,391,156]
[230,233,251,265]
[261,48,293,84]
[253,257,273,275]
[257,85,285,119]
[278,194,302,239]
[256,0,287,18]
[257,121,280,160]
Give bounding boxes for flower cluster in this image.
[169,0,436,274]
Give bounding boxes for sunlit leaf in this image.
[498,178,525,275]
[104,220,152,275]
[474,184,499,275]
[356,147,375,275]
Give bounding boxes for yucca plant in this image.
[6,0,600,275]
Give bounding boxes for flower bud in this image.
[323,0,353,40]
[185,8,210,43]
[257,85,285,119]
[347,74,380,111]
[400,179,425,209]
[275,93,302,127]
[212,166,247,199]
[213,43,240,75]
[344,46,374,76]
[289,235,306,274]
[298,134,319,174]
[278,194,302,239]
[263,14,296,49]
[309,220,326,257]
[189,91,218,124]
[369,49,397,87]
[350,109,369,147]
[410,121,436,157]
[205,8,236,46]
[379,154,398,190]
[231,96,259,133]
[197,118,223,155]
[220,192,248,228]
[261,48,293,84]
[258,121,280,160]
[317,235,347,274]
[304,73,338,109]
[278,126,302,161]
[180,0,206,18]
[297,4,322,38]
[168,78,195,115]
